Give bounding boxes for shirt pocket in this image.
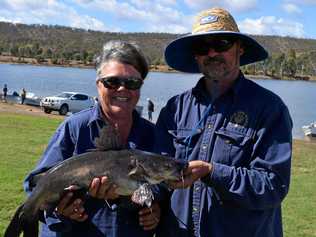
[168,128,202,160]
[213,128,253,166]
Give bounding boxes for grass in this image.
[0,112,63,235]
[0,112,315,236]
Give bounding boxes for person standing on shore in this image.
[24,40,161,237]
[21,88,26,104]
[147,98,154,121]
[155,7,292,237]
[2,84,8,102]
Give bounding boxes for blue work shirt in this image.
[155,73,292,237]
[24,104,156,237]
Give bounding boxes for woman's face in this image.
[96,61,142,120]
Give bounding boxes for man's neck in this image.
[204,70,240,100]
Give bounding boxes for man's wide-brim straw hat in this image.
[165,7,268,73]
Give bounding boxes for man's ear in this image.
[239,44,244,56]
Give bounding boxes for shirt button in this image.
[195,186,200,191]
[202,145,207,150]
[193,207,198,212]
[225,139,231,144]
[207,123,213,129]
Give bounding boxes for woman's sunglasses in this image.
[98,76,143,90]
[192,38,236,55]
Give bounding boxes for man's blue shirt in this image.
[155,73,292,237]
[24,104,156,237]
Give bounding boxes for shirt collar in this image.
[87,103,105,126]
[87,102,141,128]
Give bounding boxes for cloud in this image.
[239,16,305,38]
[0,0,115,32]
[184,0,258,12]
[282,3,302,14]
[73,0,191,33]
[130,0,177,7]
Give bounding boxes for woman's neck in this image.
[102,112,133,145]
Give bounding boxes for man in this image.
[155,8,292,237]
[147,98,154,121]
[21,88,26,104]
[3,84,8,102]
[24,40,160,237]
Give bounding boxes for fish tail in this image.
[4,203,39,237]
[4,204,25,237]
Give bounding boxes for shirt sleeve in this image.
[24,120,76,231]
[202,104,293,210]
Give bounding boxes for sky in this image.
[0,0,316,39]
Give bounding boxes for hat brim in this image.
[164,31,268,73]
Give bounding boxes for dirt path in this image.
[0,101,64,119]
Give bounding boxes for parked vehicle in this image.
[40,92,95,115]
[302,121,316,137]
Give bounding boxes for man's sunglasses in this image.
[98,76,143,90]
[192,38,236,55]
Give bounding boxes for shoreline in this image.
[1,57,315,80]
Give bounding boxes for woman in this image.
[24,40,160,237]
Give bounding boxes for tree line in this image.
[0,22,315,78]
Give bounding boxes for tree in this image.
[10,45,19,56]
[283,58,297,77]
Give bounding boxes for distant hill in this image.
[0,21,315,77]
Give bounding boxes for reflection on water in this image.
[1,63,316,139]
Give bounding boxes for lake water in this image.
[1,63,316,139]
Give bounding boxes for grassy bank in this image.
[0,112,315,236]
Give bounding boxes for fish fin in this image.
[131,183,154,207]
[128,165,146,180]
[95,124,122,150]
[29,171,47,189]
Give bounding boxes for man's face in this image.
[193,37,244,83]
[96,61,142,120]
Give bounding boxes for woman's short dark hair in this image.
[95,40,148,79]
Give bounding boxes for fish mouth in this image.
[166,161,188,182]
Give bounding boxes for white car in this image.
[40,92,96,115]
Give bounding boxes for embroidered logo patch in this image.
[230,111,248,127]
[200,15,218,25]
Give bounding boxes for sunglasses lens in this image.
[125,78,143,90]
[102,77,121,89]
[213,39,235,52]
[192,39,235,55]
[100,76,143,90]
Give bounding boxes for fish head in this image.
[129,150,187,184]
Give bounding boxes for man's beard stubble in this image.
[199,56,230,81]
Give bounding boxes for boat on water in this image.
[302,122,316,137]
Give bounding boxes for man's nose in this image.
[206,47,219,57]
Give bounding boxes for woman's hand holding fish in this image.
[55,188,88,222]
[138,202,161,230]
[89,176,119,200]
[169,160,213,189]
